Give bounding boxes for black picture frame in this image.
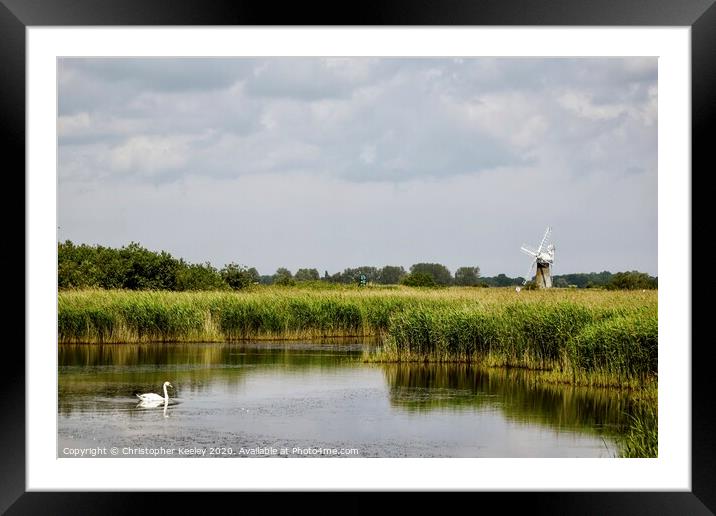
[3,0,710,513]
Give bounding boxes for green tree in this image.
[401,272,437,287]
[295,268,320,281]
[119,243,180,290]
[481,273,522,287]
[58,240,103,288]
[377,265,406,285]
[246,267,260,284]
[273,267,295,286]
[553,277,569,288]
[59,240,260,292]
[336,267,379,284]
[409,263,452,286]
[220,263,255,290]
[454,266,481,286]
[176,261,226,291]
[553,271,613,288]
[606,271,657,290]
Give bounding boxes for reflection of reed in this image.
[59,343,636,441]
[58,342,361,416]
[382,363,634,435]
[59,342,362,367]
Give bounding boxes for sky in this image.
[57,57,657,277]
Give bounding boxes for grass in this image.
[58,285,657,387]
[615,387,658,458]
[58,286,658,386]
[59,286,408,343]
[618,406,658,458]
[375,300,656,389]
[58,285,658,456]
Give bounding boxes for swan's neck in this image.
[163,384,169,401]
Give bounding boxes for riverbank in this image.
[59,287,656,387]
[59,341,634,458]
[58,287,658,457]
[370,301,656,389]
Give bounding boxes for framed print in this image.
[3,0,712,512]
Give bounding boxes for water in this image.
[58,341,631,458]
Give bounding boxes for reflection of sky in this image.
[58,343,622,457]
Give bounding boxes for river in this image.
[58,341,631,458]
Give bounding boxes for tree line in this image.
[58,241,656,291]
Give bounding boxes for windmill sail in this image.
[520,226,554,288]
[536,226,551,255]
[520,245,537,257]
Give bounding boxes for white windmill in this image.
[520,226,555,288]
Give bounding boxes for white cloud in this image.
[57,57,657,275]
[360,144,377,165]
[558,90,628,121]
[57,112,92,137]
[457,92,549,149]
[108,135,194,176]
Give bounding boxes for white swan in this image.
[137,381,173,403]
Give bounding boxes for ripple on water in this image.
[58,341,627,458]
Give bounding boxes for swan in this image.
[136,381,173,403]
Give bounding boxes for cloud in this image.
[60,58,253,96]
[108,135,194,176]
[57,57,657,275]
[243,58,380,100]
[58,165,657,276]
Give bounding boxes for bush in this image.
[295,268,320,281]
[176,262,226,291]
[59,240,235,291]
[454,266,480,286]
[606,271,657,290]
[409,263,452,285]
[377,265,407,285]
[401,272,437,287]
[220,263,257,290]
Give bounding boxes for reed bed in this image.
[617,395,658,458]
[59,286,657,456]
[59,286,656,386]
[378,302,656,388]
[59,287,414,343]
[59,287,654,339]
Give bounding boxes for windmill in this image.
[520,226,555,288]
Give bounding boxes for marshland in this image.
[57,57,661,463]
[58,287,656,388]
[58,285,657,458]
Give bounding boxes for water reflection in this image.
[60,341,363,368]
[383,363,633,435]
[136,398,169,417]
[58,342,631,456]
[58,342,363,416]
